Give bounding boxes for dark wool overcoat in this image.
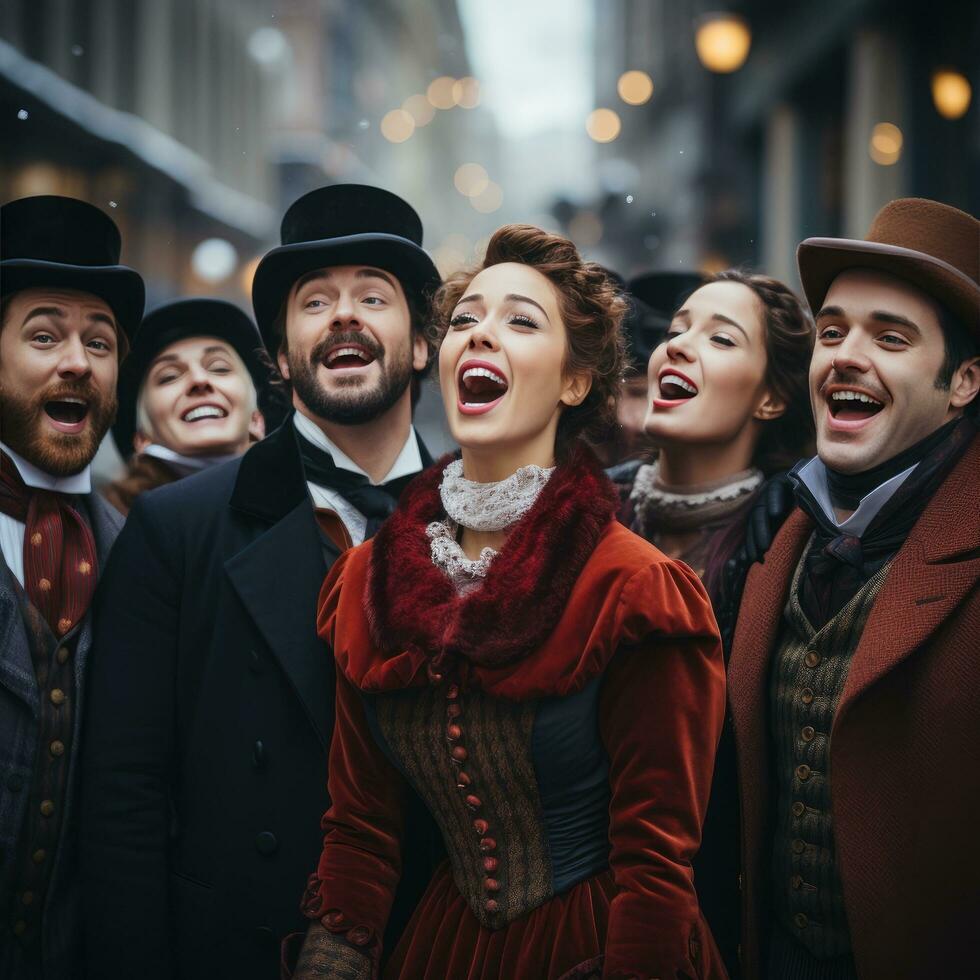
[79,420,437,980]
[728,432,980,979]
[0,492,122,980]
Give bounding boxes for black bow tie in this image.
[298,435,419,538]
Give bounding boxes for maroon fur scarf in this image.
[367,446,618,671]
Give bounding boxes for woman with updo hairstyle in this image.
[293,225,727,980]
[623,269,814,976]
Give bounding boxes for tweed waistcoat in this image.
[2,579,78,953]
[768,539,891,959]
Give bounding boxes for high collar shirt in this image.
[0,442,91,588]
[292,411,423,546]
[792,455,918,539]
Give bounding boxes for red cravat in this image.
[0,453,97,636]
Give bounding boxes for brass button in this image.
[13,919,27,937]
[31,532,43,546]
[77,560,92,575]
[791,801,805,818]
[33,849,46,864]
[791,838,806,854]
[50,688,66,706]
[21,891,34,906]
[56,646,70,665]
[40,800,55,817]
[38,578,52,592]
[801,726,815,742]
[57,617,73,634]
[794,912,809,929]
[795,764,812,781]
[804,650,821,668]
[790,874,803,890]
[801,687,814,705]
[50,740,65,757]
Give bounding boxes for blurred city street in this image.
[2,0,977,470]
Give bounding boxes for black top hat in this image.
[624,271,707,371]
[251,184,441,351]
[1,195,145,339]
[112,298,269,458]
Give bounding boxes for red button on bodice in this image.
[479,837,496,852]
[484,877,500,892]
[483,856,498,872]
[451,746,468,762]
[473,818,489,835]
[447,703,462,719]
[456,771,471,788]
[465,794,482,810]
[485,899,499,913]
[447,723,462,741]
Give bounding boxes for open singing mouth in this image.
[182,404,228,423]
[323,344,377,370]
[826,387,885,421]
[457,360,509,408]
[658,371,699,400]
[44,397,89,426]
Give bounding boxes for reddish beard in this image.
[0,379,117,477]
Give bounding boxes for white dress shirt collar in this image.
[0,441,91,494]
[793,455,917,538]
[292,410,422,485]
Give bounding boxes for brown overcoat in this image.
[728,432,980,979]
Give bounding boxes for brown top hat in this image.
[797,198,979,336]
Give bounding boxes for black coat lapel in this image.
[225,499,334,750]
[226,420,335,749]
[230,418,309,524]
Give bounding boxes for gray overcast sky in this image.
[457,0,595,139]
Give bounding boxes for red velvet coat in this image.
[728,433,980,979]
[301,453,728,979]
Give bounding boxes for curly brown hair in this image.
[711,269,816,474]
[431,224,628,459]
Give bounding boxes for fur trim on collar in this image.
[367,445,618,670]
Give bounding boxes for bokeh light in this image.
[240,257,261,295]
[869,122,903,165]
[427,76,457,110]
[454,163,490,197]
[568,211,603,246]
[433,241,468,277]
[617,70,654,106]
[403,94,435,127]
[380,109,415,143]
[695,14,752,73]
[586,108,621,143]
[192,238,238,283]
[470,181,503,213]
[931,70,972,120]
[453,77,481,108]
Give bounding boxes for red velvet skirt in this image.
[384,861,618,980]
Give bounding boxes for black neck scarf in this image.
[793,416,975,629]
[298,434,423,539]
[824,417,962,511]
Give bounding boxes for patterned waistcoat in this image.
[768,540,891,959]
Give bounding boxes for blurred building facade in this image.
[1,0,280,309]
[1,0,490,460]
[584,0,979,289]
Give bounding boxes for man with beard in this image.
[0,195,143,979]
[728,198,979,979]
[80,185,442,980]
